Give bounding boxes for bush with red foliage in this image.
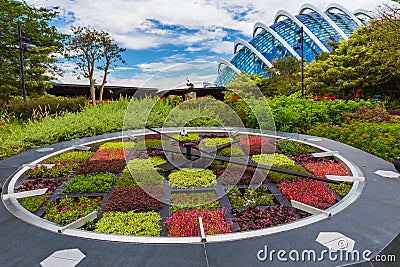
[239,136,276,155]
[104,186,163,212]
[278,179,336,209]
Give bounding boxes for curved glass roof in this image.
[215,3,369,86]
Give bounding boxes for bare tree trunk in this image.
[99,58,110,102]
[90,79,96,105]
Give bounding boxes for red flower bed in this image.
[165,209,232,237]
[233,206,297,231]
[75,159,125,174]
[104,186,163,212]
[278,179,336,209]
[91,149,127,160]
[303,161,348,178]
[239,136,276,155]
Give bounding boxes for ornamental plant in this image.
[239,136,276,155]
[126,158,164,186]
[135,139,167,151]
[170,192,220,214]
[115,170,138,188]
[267,164,311,183]
[149,156,168,176]
[44,196,103,226]
[63,173,116,193]
[278,179,336,209]
[227,185,275,208]
[172,133,200,142]
[233,206,297,231]
[98,141,135,150]
[169,169,217,188]
[75,159,126,174]
[90,149,127,160]
[302,161,348,178]
[307,122,400,162]
[50,151,94,164]
[342,106,392,123]
[217,166,264,185]
[203,137,233,149]
[276,140,318,155]
[94,211,162,236]
[104,186,163,212]
[18,195,50,213]
[16,178,66,195]
[28,161,78,178]
[165,209,232,237]
[252,153,295,168]
[217,144,245,157]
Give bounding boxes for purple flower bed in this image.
[75,159,126,174]
[104,186,163,212]
[233,206,297,231]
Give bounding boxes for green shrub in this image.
[276,140,319,155]
[267,164,311,183]
[135,139,167,151]
[203,137,233,149]
[170,192,220,214]
[252,153,310,183]
[267,97,377,133]
[227,185,275,208]
[94,211,162,236]
[172,133,200,142]
[307,122,400,162]
[252,153,295,167]
[125,158,164,186]
[217,144,244,157]
[63,173,116,193]
[99,141,135,150]
[329,182,352,198]
[18,195,49,212]
[116,171,138,188]
[6,96,86,121]
[50,151,94,164]
[44,196,103,226]
[169,169,217,188]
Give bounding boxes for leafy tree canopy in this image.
[64,26,125,104]
[0,0,65,103]
[305,9,400,99]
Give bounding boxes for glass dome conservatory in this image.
[215,3,374,86]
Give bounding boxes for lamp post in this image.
[294,26,304,97]
[18,26,30,102]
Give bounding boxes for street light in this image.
[18,26,30,102]
[294,26,304,97]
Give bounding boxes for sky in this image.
[25,0,383,90]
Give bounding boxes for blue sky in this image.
[26,0,382,89]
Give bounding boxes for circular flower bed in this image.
[13,134,352,238]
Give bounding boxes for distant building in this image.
[214,3,374,86]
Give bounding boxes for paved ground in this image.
[1,128,399,267]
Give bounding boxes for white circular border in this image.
[2,128,364,244]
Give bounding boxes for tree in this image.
[305,5,400,99]
[234,57,301,98]
[0,0,64,103]
[64,26,125,104]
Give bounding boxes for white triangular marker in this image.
[40,248,85,267]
